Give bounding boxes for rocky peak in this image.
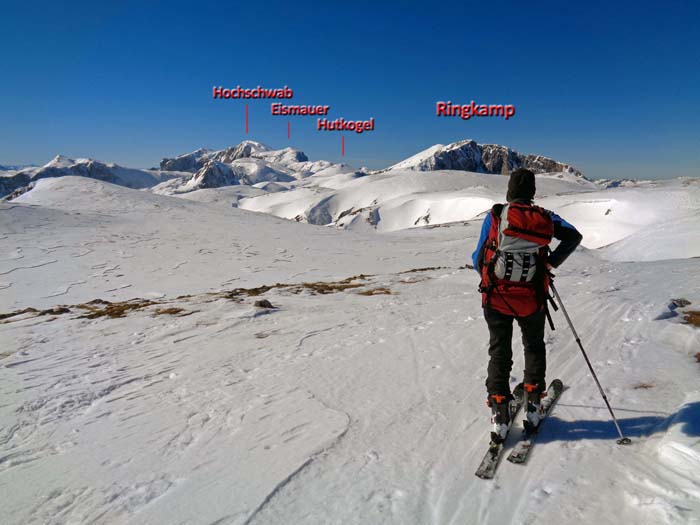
[386,139,583,178]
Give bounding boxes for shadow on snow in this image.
[535,401,700,443]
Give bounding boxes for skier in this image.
[472,168,582,446]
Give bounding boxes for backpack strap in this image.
[496,203,509,250]
[478,206,503,308]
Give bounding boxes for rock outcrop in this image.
[386,139,583,178]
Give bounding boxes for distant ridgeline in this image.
[0,139,584,200]
[381,139,583,178]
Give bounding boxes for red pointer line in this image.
[342,135,345,156]
[288,120,290,139]
[246,104,249,134]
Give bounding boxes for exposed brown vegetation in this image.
[399,267,446,274]
[85,299,110,305]
[0,271,420,325]
[694,352,700,364]
[632,383,655,390]
[223,285,279,299]
[220,275,372,299]
[318,274,370,290]
[0,306,70,323]
[0,307,38,321]
[300,279,365,294]
[682,310,700,327]
[356,287,393,296]
[45,307,71,315]
[153,307,185,316]
[77,299,156,319]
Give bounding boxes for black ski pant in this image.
[484,307,547,397]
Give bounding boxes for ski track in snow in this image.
[41,280,87,298]
[0,259,58,275]
[1,176,699,524]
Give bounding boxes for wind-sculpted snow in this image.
[0,176,472,310]
[1,171,699,524]
[1,291,351,524]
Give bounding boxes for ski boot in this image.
[487,393,512,445]
[523,383,546,434]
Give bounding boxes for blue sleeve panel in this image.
[551,213,576,231]
[548,212,583,268]
[471,213,492,272]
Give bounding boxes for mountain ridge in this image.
[382,139,583,178]
[1,139,583,199]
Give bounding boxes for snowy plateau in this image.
[1,140,699,525]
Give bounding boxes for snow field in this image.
[1,175,699,524]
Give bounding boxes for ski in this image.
[474,383,524,479]
[506,378,564,464]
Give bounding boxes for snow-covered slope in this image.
[385,144,445,171]
[0,155,180,199]
[1,176,460,310]
[239,169,700,262]
[1,174,699,525]
[539,178,700,255]
[173,185,272,209]
[240,168,597,232]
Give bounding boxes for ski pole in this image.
[549,281,632,445]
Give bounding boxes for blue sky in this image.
[1,1,698,178]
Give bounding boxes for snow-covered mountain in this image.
[159,140,349,178]
[159,141,274,172]
[1,139,581,201]
[144,141,354,195]
[0,155,179,200]
[0,142,355,199]
[154,140,592,227]
[151,158,296,195]
[383,139,583,178]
